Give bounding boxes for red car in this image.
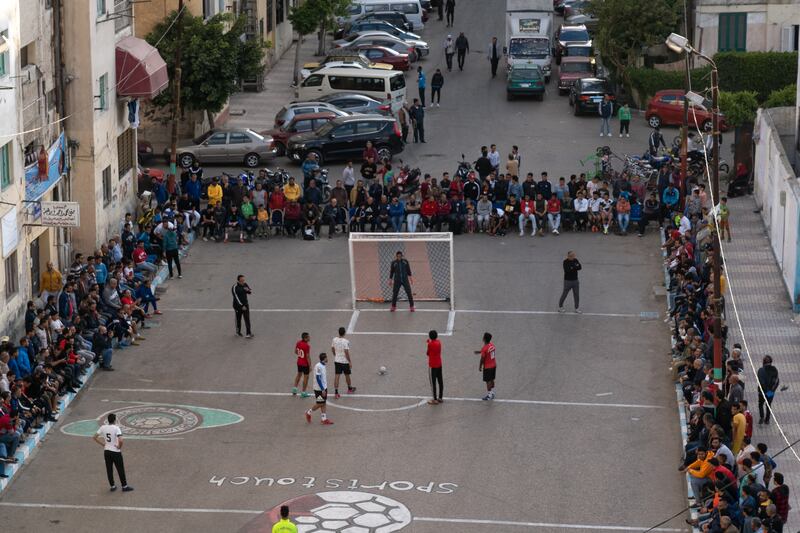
[646,89,729,131]
[353,45,411,71]
[261,112,337,156]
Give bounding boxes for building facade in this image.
[693,0,800,56]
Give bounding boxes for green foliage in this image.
[301,0,353,54]
[585,0,680,85]
[147,12,267,114]
[627,66,711,104]
[764,84,797,108]
[714,52,797,102]
[288,0,320,37]
[718,91,758,127]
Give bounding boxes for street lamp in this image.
[665,32,724,383]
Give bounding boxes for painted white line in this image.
[91,387,664,409]
[162,308,352,313]
[359,308,450,313]
[413,516,682,532]
[457,309,642,318]
[446,310,456,334]
[349,330,453,336]
[328,399,427,412]
[346,310,360,335]
[595,392,614,397]
[0,503,682,531]
[162,308,649,318]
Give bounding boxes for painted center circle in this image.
[238,491,412,532]
[108,405,202,436]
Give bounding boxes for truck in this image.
[504,0,553,82]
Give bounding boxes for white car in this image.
[300,60,394,80]
[334,31,429,59]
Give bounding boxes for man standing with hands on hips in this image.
[232,274,253,338]
[389,251,414,312]
[558,251,582,313]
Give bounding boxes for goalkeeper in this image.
[389,251,415,312]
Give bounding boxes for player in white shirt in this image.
[92,413,133,492]
[305,353,334,425]
[331,327,355,399]
[588,192,602,230]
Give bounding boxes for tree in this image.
[311,0,353,55]
[718,91,759,128]
[146,12,267,127]
[288,1,321,85]
[764,84,797,108]
[585,0,680,89]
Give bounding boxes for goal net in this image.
[348,232,454,309]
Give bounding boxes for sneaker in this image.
[603,228,608,235]
[600,133,604,137]
[235,331,243,337]
[409,306,415,312]
[558,307,565,313]
[575,309,583,314]
[110,485,117,492]
[519,231,524,236]
[607,133,613,137]
[348,387,357,394]
[154,310,163,315]
[626,133,630,138]
[122,486,134,492]
[300,392,310,398]
[390,306,396,312]
[321,419,334,425]
[305,410,312,423]
[427,399,439,405]
[482,394,491,400]
[292,387,298,396]
[554,229,559,235]
[223,237,228,243]
[619,134,623,137]
[245,333,254,339]
[335,393,341,399]
[178,275,183,279]
[203,237,208,242]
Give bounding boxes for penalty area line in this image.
[413,516,682,532]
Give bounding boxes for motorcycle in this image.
[455,153,473,182]
[396,161,421,196]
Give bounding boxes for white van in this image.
[296,67,407,113]
[359,0,425,31]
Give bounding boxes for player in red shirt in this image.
[292,332,311,398]
[426,330,443,405]
[475,332,496,400]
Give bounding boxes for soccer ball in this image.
[378,366,387,375]
[293,491,411,533]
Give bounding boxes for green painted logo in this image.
[61,403,243,439]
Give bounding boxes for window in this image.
[329,76,385,93]
[302,74,324,87]
[718,13,747,52]
[390,2,419,14]
[117,128,134,178]
[356,121,381,134]
[266,0,274,32]
[20,43,35,68]
[332,123,358,137]
[0,143,10,190]
[0,30,8,77]
[389,73,405,91]
[207,132,228,145]
[114,0,132,33]
[97,73,108,111]
[4,252,18,299]
[293,119,313,132]
[102,166,111,206]
[228,132,251,144]
[97,0,107,16]
[276,0,285,24]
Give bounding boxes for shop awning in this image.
[115,36,169,99]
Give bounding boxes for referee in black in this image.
[389,251,414,312]
[232,274,253,338]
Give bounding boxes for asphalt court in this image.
[1,232,688,532]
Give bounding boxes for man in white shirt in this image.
[488,144,500,172]
[331,327,355,399]
[305,353,334,425]
[573,191,589,231]
[93,413,133,492]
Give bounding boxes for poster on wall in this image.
[41,201,80,227]
[24,132,69,219]
[2,207,18,258]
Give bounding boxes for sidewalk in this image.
[723,194,800,529]
[226,36,319,131]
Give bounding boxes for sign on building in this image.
[41,201,80,227]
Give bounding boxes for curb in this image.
[0,230,196,495]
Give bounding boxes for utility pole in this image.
[710,66,723,383]
[680,57,689,195]
[169,0,185,176]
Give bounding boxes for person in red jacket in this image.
[519,195,536,236]
[448,175,464,199]
[435,193,451,231]
[420,194,438,231]
[546,195,561,235]
[269,185,286,211]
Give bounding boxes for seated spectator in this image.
[225,205,244,243]
[405,194,421,233]
[616,193,631,235]
[322,198,347,239]
[573,191,589,231]
[303,202,321,239]
[546,195,561,235]
[388,196,406,232]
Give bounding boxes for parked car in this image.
[645,89,729,131]
[273,102,351,128]
[138,140,156,163]
[317,93,393,115]
[555,24,592,64]
[506,64,545,101]
[333,31,429,59]
[300,60,394,80]
[356,11,414,32]
[563,0,589,18]
[261,112,338,156]
[285,115,403,165]
[563,43,593,59]
[340,19,421,42]
[569,77,613,114]
[557,56,595,94]
[174,128,276,168]
[354,45,412,71]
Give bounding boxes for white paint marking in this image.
[0,502,259,515]
[446,310,456,334]
[413,516,682,532]
[328,399,427,413]
[349,330,453,337]
[162,308,352,313]
[346,310,360,335]
[162,307,650,319]
[457,309,642,318]
[595,392,614,397]
[359,308,450,313]
[91,387,663,409]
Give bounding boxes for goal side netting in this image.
[348,233,453,309]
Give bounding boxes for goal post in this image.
[348,232,454,310]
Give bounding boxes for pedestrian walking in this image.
[332,327,355,399]
[410,99,425,143]
[93,413,133,492]
[436,0,443,21]
[161,219,182,279]
[292,332,311,397]
[475,332,496,400]
[558,250,582,313]
[598,94,613,137]
[488,36,501,78]
[430,69,444,106]
[443,35,455,71]
[231,274,253,338]
[305,353,334,425]
[426,330,444,404]
[717,196,731,242]
[455,32,469,71]
[389,251,415,312]
[417,66,426,107]
[445,0,455,27]
[648,126,666,156]
[272,505,297,533]
[398,103,410,143]
[618,102,631,137]
[757,355,780,425]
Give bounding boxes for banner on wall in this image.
[24,132,68,206]
[2,207,18,258]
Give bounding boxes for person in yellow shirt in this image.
[272,505,297,533]
[256,205,269,238]
[731,402,746,454]
[680,447,715,501]
[284,177,302,203]
[207,177,223,207]
[39,261,63,303]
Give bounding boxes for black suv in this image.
[286,115,403,164]
[569,78,613,115]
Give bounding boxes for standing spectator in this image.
[455,32,469,71]
[360,157,377,183]
[410,99,425,143]
[445,0,455,27]
[362,141,378,162]
[757,355,779,425]
[443,35,455,71]
[430,69,444,106]
[488,145,500,173]
[39,261,63,304]
[93,414,133,492]
[398,104,410,143]
[342,161,355,198]
[417,66,426,107]
[717,196,731,242]
[426,330,444,404]
[487,36,501,78]
[558,250,582,313]
[231,274,253,338]
[598,94,613,137]
[331,180,348,208]
[475,148,493,180]
[185,173,202,211]
[618,102,631,137]
[161,220,181,279]
[506,154,519,179]
[649,126,666,155]
[770,473,790,524]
